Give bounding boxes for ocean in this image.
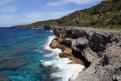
[0,28,84,81]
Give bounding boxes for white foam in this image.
[49,58,84,81]
[42,35,85,81]
[47,30,53,33]
[44,36,55,50]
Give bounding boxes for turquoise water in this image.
[0,28,53,81]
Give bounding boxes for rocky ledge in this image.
[52,27,121,81]
[50,37,84,65]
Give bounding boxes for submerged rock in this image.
[0,75,11,81]
[0,57,27,70]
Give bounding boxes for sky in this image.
[0,0,102,27]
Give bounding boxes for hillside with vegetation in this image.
[14,0,121,28]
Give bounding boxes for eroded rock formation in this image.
[52,27,121,81]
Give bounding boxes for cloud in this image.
[0,0,18,13]
[0,12,42,27]
[0,0,102,27]
[47,0,102,6]
[0,10,73,27]
[0,0,13,6]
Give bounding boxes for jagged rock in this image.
[53,27,121,81]
[50,38,85,65]
[72,37,89,51]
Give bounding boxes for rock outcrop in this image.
[50,37,84,64]
[52,27,121,81]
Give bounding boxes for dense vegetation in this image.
[14,0,121,28]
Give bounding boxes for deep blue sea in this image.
[0,27,84,81]
[0,28,54,81]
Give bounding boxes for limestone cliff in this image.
[53,27,121,81]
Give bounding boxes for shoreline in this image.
[50,37,85,65]
[42,34,85,81]
[49,36,85,81]
[52,27,121,81]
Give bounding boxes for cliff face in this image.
[53,27,121,81]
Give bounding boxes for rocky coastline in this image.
[50,37,84,65]
[51,27,121,81]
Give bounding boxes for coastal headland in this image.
[10,0,121,80]
[50,27,121,81]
